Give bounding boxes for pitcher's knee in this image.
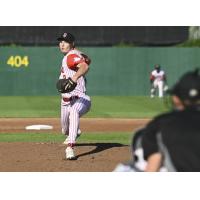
[69,109,79,118]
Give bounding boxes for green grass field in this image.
[0,132,132,145]
[0,96,170,118]
[0,96,170,144]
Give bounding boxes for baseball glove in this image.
[56,78,77,93]
[163,85,169,92]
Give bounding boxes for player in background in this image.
[150,64,168,98]
[57,32,91,160]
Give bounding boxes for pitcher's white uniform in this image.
[150,69,166,98]
[59,49,91,146]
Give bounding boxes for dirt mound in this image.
[0,118,150,171]
[0,142,130,172]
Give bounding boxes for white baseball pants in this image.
[151,80,164,98]
[61,96,91,145]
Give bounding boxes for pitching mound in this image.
[0,118,150,171]
[0,142,131,172]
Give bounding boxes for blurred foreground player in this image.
[114,69,200,172]
[143,69,200,171]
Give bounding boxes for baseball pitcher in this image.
[56,32,91,160]
[150,64,168,98]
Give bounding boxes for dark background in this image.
[0,26,188,46]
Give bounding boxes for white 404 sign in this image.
[7,56,29,68]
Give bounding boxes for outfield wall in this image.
[0,47,199,96]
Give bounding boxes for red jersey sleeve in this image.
[67,54,85,69]
[150,74,155,81]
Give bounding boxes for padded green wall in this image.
[0,47,199,95]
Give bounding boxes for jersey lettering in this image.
[151,70,165,81]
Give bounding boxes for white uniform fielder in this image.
[150,69,166,98]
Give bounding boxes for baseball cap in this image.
[154,64,161,69]
[57,32,75,43]
[169,69,200,101]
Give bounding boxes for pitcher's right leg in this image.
[65,97,91,160]
[61,104,70,135]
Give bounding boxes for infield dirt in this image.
[0,118,149,171]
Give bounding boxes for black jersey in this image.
[142,106,200,172]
